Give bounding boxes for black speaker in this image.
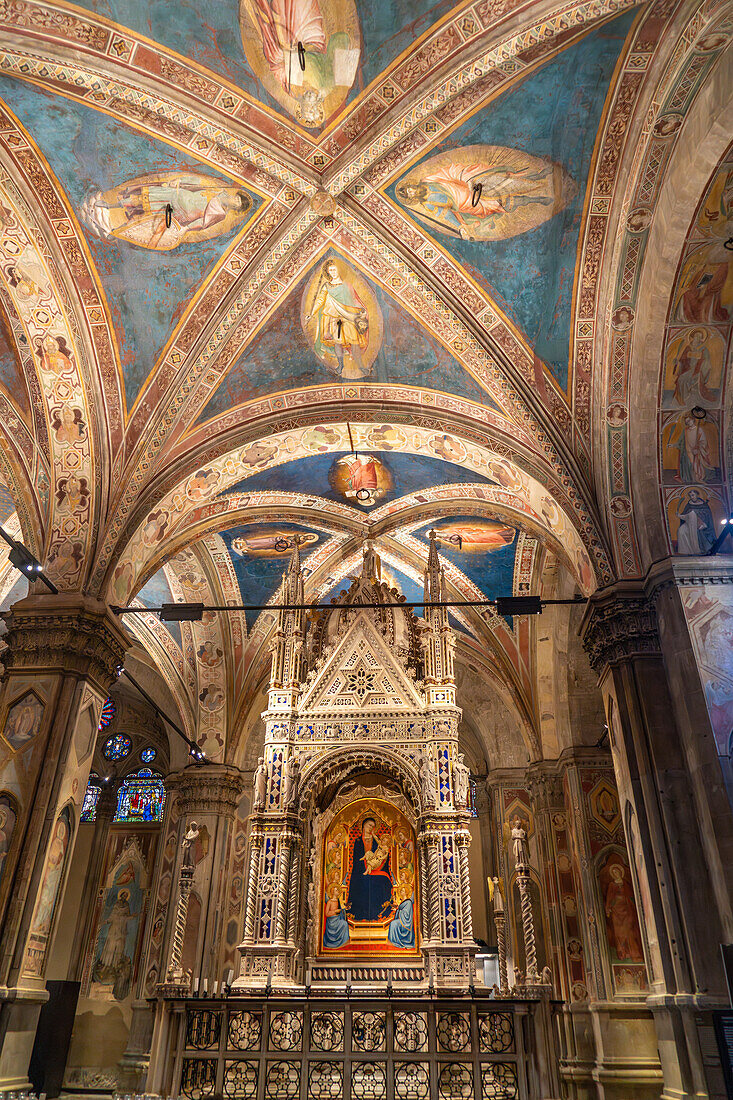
[29,980,80,1098]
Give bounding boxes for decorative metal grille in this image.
[228,1010,262,1051]
[269,1009,303,1050]
[180,1058,216,1100]
[186,1009,221,1050]
[352,1061,387,1099]
[310,1010,344,1051]
[394,1011,428,1052]
[352,1010,386,1051]
[438,1063,474,1098]
[394,1062,430,1099]
[480,1063,519,1099]
[478,1013,514,1054]
[223,1060,258,1098]
[265,1060,300,1099]
[308,1060,343,1098]
[437,1012,471,1052]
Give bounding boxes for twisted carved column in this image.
[165,865,195,987]
[516,868,539,982]
[456,837,473,942]
[275,835,293,944]
[243,834,262,943]
[494,910,509,994]
[286,847,301,945]
[418,843,429,942]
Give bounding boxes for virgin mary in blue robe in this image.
[347,818,393,921]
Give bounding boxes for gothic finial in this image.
[287,535,302,577]
[425,529,442,599]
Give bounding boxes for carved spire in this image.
[425,530,441,601]
[422,531,455,695]
[269,537,307,698]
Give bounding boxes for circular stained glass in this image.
[141,746,157,763]
[103,734,131,760]
[98,697,115,729]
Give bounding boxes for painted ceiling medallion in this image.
[395,146,576,242]
[329,453,391,508]
[80,170,253,250]
[239,0,361,128]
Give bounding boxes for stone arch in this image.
[297,746,422,824]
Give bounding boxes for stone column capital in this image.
[1,594,129,692]
[579,582,660,675]
[165,763,246,817]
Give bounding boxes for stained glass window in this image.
[81,775,102,822]
[140,746,157,763]
[103,734,131,760]
[98,697,115,729]
[114,768,166,823]
[468,779,478,818]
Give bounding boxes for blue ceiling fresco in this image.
[389,10,637,388]
[0,76,261,412]
[414,515,518,624]
[67,0,457,124]
[220,521,329,628]
[226,449,496,510]
[198,250,500,420]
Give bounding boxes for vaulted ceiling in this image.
[0,0,729,763]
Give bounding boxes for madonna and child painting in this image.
[320,798,419,956]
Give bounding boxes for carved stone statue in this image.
[453,753,470,808]
[511,817,529,867]
[419,753,437,808]
[489,876,504,913]
[284,756,300,806]
[540,965,553,987]
[513,967,524,988]
[253,756,268,811]
[181,821,199,869]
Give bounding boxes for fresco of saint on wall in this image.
[2,692,44,752]
[395,146,575,242]
[301,257,383,379]
[0,794,17,895]
[597,849,647,995]
[23,807,72,977]
[663,327,724,409]
[239,0,361,128]
[81,171,252,251]
[320,798,418,956]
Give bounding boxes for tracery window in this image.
[114,768,166,823]
[103,734,132,760]
[140,745,157,763]
[97,696,115,729]
[80,774,102,822]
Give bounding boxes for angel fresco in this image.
[239,0,360,128]
[81,171,252,251]
[396,146,576,242]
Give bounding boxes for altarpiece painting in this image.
[320,796,418,957]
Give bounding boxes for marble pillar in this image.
[581,572,732,1100]
[0,594,127,1089]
